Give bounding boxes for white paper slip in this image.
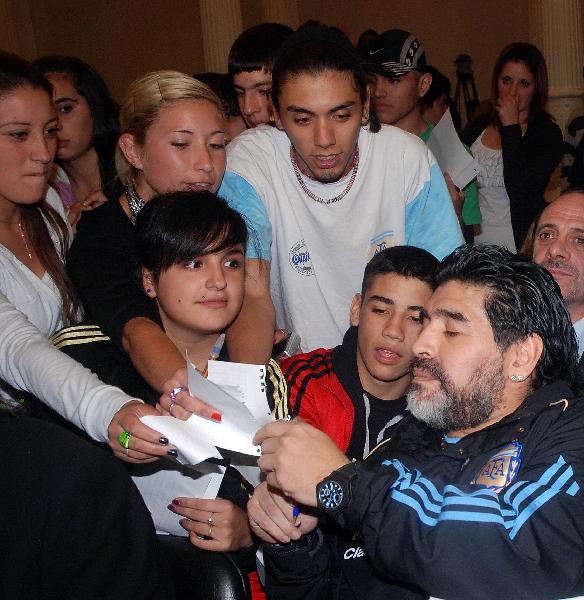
[140,360,272,466]
[132,460,226,536]
[207,361,272,425]
[427,109,479,190]
[141,414,223,465]
[188,362,264,456]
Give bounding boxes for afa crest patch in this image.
[472,442,522,492]
[367,231,395,261]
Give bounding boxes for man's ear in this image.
[418,72,432,99]
[142,268,157,298]
[118,132,144,170]
[350,293,362,327]
[504,334,543,382]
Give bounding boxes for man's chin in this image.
[406,386,450,430]
[310,168,344,184]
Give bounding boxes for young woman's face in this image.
[497,60,536,115]
[145,243,245,338]
[46,72,94,163]
[126,99,227,201]
[0,85,58,209]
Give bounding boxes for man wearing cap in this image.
[219,24,463,355]
[365,29,481,241]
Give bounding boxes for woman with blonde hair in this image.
[68,70,274,431]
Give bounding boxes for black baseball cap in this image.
[364,29,426,78]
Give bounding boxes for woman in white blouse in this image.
[0,50,170,462]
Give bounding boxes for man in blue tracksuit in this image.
[251,245,584,600]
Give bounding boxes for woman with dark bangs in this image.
[61,190,286,598]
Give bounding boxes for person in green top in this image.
[363,29,480,242]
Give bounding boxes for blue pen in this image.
[292,504,300,525]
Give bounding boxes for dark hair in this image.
[0,51,52,99]
[33,55,120,195]
[228,23,293,76]
[491,42,550,122]
[437,244,577,389]
[0,51,80,324]
[271,23,381,133]
[421,66,451,108]
[136,191,248,281]
[194,71,240,117]
[361,246,439,296]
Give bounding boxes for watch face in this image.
[318,480,344,510]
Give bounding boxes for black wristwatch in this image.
[316,461,360,513]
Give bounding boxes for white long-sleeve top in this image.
[0,189,136,441]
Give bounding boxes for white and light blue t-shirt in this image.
[220,125,463,351]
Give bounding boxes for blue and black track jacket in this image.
[332,380,584,599]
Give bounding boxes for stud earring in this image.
[510,374,525,382]
[146,288,152,294]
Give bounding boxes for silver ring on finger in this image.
[169,401,176,415]
[208,522,214,537]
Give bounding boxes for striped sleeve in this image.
[335,408,584,599]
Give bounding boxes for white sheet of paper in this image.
[132,460,225,536]
[140,361,271,467]
[426,109,479,190]
[207,361,272,425]
[187,362,263,456]
[141,414,222,465]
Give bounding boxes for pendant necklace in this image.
[18,222,32,260]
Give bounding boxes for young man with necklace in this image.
[219,24,463,354]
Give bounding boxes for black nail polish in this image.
[167,449,178,458]
[159,436,169,445]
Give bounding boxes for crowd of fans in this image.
[1,18,584,600]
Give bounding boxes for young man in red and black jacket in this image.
[250,246,439,599]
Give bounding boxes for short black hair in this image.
[271,22,381,133]
[437,244,577,389]
[33,55,119,195]
[228,23,293,76]
[361,246,439,296]
[136,191,248,282]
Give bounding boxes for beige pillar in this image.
[529,0,584,131]
[261,0,300,29]
[199,0,243,73]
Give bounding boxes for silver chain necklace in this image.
[290,146,359,205]
[125,180,146,224]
